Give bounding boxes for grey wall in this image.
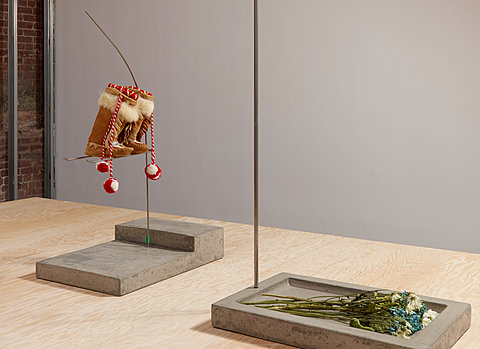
[56,0,480,253]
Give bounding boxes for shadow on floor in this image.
[18,272,112,298]
[191,319,291,348]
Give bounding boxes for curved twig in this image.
[85,11,138,87]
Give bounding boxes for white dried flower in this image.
[391,292,401,303]
[396,327,412,339]
[405,293,422,314]
[421,309,439,327]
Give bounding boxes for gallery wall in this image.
[55,0,480,253]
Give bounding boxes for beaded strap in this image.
[126,85,153,97]
[150,112,156,164]
[107,95,124,178]
[108,83,139,100]
[101,94,124,161]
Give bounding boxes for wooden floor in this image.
[0,198,479,348]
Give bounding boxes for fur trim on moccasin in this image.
[98,91,140,123]
[137,96,154,117]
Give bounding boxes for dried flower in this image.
[421,309,439,327]
[391,292,401,303]
[243,289,439,339]
[405,293,423,314]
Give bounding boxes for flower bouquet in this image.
[243,290,438,338]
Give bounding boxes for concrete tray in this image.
[36,218,224,296]
[212,273,471,349]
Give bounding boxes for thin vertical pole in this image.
[44,0,55,198]
[253,0,259,288]
[145,134,150,247]
[8,0,18,201]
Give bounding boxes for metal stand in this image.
[8,0,18,201]
[44,0,55,199]
[253,0,259,288]
[144,134,150,247]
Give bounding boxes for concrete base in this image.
[36,218,223,296]
[212,273,471,349]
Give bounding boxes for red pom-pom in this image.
[103,178,119,194]
[96,161,110,173]
[145,163,162,180]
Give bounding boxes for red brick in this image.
[17,6,33,15]
[18,21,33,29]
[21,14,36,22]
[32,22,42,30]
[18,63,35,71]
[21,57,38,65]
[21,29,37,37]
[18,35,33,43]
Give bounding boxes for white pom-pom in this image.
[146,164,157,175]
[103,178,119,194]
[145,163,162,180]
[110,180,119,192]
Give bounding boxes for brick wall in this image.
[0,0,44,202]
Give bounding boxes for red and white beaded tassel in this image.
[144,112,162,180]
[96,98,120,173]
[96,84,124,173]
[101,91,124,193]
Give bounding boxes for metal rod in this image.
[253,0,259,288]
[44,0,55,198]
[8,0,18,201]
[62,149,151,162]
[145,134,150,247]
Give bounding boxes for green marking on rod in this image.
[145,236,150,244]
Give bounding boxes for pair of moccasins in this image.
[85,84,154,158]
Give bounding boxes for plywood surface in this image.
[0,198,479,348]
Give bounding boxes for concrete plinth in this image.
[212,273,471,349]
[36,218,223,296]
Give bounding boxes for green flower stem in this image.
[279,304,369,312]
[261,293,310,301]
[273,308,352,320]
